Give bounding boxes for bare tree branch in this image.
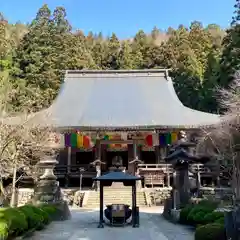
[197,75,240,203]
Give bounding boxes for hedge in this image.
[0,204,57,239]
[195,223,226,240]
[179,200,227,240]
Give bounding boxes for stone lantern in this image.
[33,153,61,204]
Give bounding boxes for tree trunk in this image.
[232,151,240,205]
[10,165,18,207]
[0,179,6,198]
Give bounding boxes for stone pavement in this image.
[30,207,194,240]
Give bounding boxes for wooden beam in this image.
[100,140,134,145]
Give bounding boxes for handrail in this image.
[54,164,96,174]
[138,163,230,174]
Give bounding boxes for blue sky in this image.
[1,0,236,38]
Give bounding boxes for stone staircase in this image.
[85,185,147,208]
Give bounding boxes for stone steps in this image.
[85,188,147,207]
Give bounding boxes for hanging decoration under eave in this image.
[64,131,179,148]
[159,132,178,146]
[64,133,94,148]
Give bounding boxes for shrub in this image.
[18,205,49,230]
[30,206,49,225]
[0,220,8,240]
[195,223,226,240]
[203,212,225,224]
[198,200,219,209]
[214,217,225,225]
[0,204,60,239]
[179,204,194,224]
[40,204,58,220]
[179,200,220,226]
[187,205,215,225]
[0,208,28,236]
[192,211,206,225]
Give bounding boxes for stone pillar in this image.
[197,165,201,188]
[166,164,171,187]
[172,170,178,209]
[178,167,190,207]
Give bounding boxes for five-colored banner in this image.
[63,132,179,149]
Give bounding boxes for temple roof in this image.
[6,69,220,130]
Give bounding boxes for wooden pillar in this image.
[95,139,101,160]
[98,182,104,228]
[132,182,137,228]
[128,144,134,174]
[132,141,138,175]
[166,164,171,187]
[65,147,71,187]
[133,141,137,159]
[155,145,160,163]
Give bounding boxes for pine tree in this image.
[117,41,134,69]
[104,33,120,69]
[219,0,240,87]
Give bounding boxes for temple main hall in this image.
[10,69,221,188]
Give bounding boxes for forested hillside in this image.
[0,1,240,114]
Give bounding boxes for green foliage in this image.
[214,217,225,224]
[41,205,58,216]
[179,200,226,239]
[18,205,49,229]
[180,200,219,226]
[0,204,57,238]
[0,207,28,236]
[187,205,215,225]
[195,223,226,240]
[192,211,207,225]
[203,212,225,224]
[0,2,236,116]
[179,204,194,224]
[198,199,219,209]
[0,220,8,240]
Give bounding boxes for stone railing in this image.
[144,187,172,206]
[199,187,232,201]
[143,186,233,206]
[17,188,86,207]
[16,186,233,207]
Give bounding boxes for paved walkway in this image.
[30,207,194,240]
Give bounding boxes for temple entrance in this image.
[105,151,128,170]
[141,151,156,164]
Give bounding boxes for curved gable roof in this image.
[5,69,221,130]
[48,69,220,130]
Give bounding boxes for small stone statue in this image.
[112,155,123,167]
